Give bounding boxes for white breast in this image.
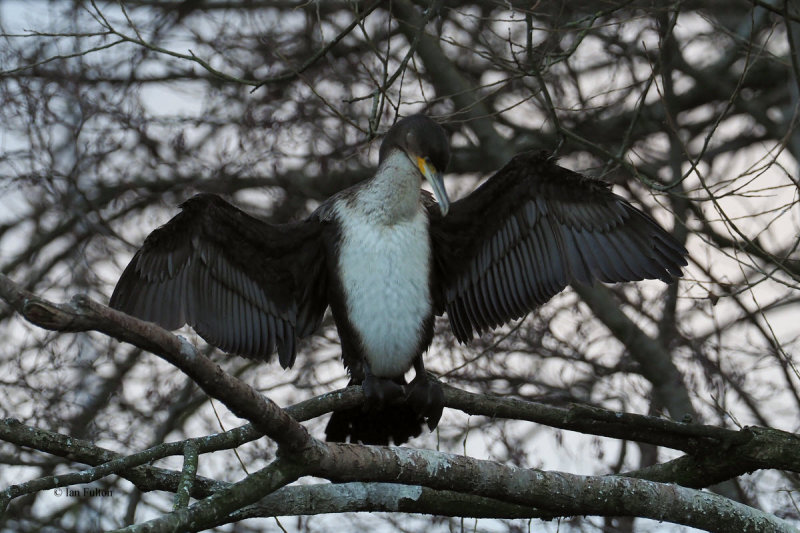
[336,206,432,378]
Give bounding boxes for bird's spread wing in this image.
[428,151,688,342]
[110,193,328,367]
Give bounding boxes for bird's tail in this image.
[325,379,426,445]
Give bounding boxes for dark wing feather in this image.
[110,193,328,367]
[429,151,688,343]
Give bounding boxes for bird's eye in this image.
[406,129,418,148]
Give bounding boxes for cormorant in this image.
[110,114,688,444]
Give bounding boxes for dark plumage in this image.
[429,151,687,342]
[111,194,327,368]
[111,115,688,445]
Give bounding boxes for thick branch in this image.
[308,444,796,533]
[230,482,538,521]
[0,273,314,454]
[3,413,799,531]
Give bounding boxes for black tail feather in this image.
[325,403,426,445]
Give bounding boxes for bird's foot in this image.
[362,373,405,411]
[406,373,444,430]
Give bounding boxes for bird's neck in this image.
[356,150,422,224]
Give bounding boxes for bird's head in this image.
[379,114,451,216]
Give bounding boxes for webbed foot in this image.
[362,372,405,411]
[406,372,444,430]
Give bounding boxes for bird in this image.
[110,114,688,445]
